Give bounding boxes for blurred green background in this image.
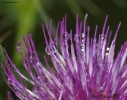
[0,0,127,99]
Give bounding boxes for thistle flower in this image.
[1,14,127,100]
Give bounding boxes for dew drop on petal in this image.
[38,77,40,79]
[86,26,90,31]
[11,65,17,72]
[106,47,110,51]
[8,78,12,84]
[30,59,33,63]
[99,86,104,90]
[45,47,50,55]
[12,85,17,90]
[80,45,84,52]
[101,34,105,40]
[82,33,85,38]
[32,88,38,94]
[51,45,57,53]
[62,32,68,40]
[54,39,57,45]
[105,47,110,56]
[36,62,40,67]
[16,41,22,52]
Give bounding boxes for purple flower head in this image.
[1,14,127,100]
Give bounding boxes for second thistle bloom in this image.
[1,14,127,100]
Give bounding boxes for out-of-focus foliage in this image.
[0,0,127,99]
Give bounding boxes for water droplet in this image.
[8,78,12,84]
[34,90,37,94]
[11,65,16,72]
[28,52,35,63]
[100,86,103,90]
[86,26,90,31]
[81,48,84,52]
[30,59,33,63]
[80,45,84,52]
[105,47,110,56]
[32,88,38,94]
[106,47,110,51]
[54,39,57,45]
[36,62,40,67]
[12,84,17,90]
[16,41,22,52]
[101,36,104,40]
[101,34,105,40]
[51,45,57,53]
[45,47,50,55]
[82,33,85,37]
[105,53,108,56]
[62,32,68,40]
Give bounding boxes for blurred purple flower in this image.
[1,14,127,100]
[7,91,13,100]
